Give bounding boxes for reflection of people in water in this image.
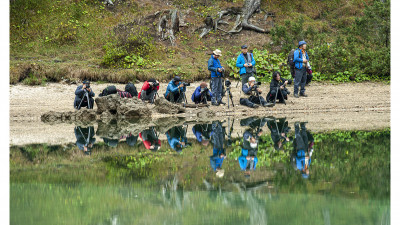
[192,123,212,146]
[267,117,291,150]
[103,137,119,147]
[291,122,314,178]
[125,134,139,147]
[139,127,161,151]
[166,125,189,153]
[240,116,268,130]
[209,121,226,177]
[74,126,96,154]
[239,129,260,177]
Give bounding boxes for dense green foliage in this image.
[10,0,390,84]
[269,0,390,81]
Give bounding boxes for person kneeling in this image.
[191,82,213,104]
[139,78,160,103]
[164,76,186,103]
[240,77,270,108]
[74,80,95,110]
[267,71,292,103]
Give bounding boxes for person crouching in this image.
[191,82,213,104]
[138,78,160,103]
[164,76,186,103]
[74,80,95,110]
[267,71,292,103]
[240,77,271,108]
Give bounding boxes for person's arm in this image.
[293,49,303,63]
[208,58,218,73]
[168,83,179,93]
[89,89,95,97]
[142,82,150,91]
[194,87,202,99]
[242,84,251,94]
[236,55,244,68]
[75,85,84,96]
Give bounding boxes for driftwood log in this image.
[199,0,274,38]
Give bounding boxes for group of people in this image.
[75,116,314,178]
[74,40,311,110]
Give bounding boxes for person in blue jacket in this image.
[236,45,256,87]
[192,123,212,146]
[74,80,95,109]
[291,122,314,178]
[166,125,188,153]
[209,121,226,175]
[191,82,213,104]
[239,129,260,177]
[293,40,310,98]
[164,76,186,103]
[207,49,225,106]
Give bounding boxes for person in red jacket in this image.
[139,127,161,152]
[138,79,160,103]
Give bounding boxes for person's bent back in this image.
[191,82,212,104]
[139,79,160,102]
[74,80,95,110]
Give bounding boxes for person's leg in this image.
[74,98,82,109]
[293,69,302,95]
[295,122,306,151]
[240,98,255,108]
[300,67,307,95]
[88,98,94,109]
[217,77,223,103]
[241,73,250,87]
[211,77,218,104]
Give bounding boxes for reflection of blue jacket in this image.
[293,48,309,70]
[164,80,186,98]
[239,149,258,170]
[210,149,225,171]
[236,53,255,75]
[208,55,223,78]
[191,86,213,102]
[295,150,311,171]
[166,132,187,152]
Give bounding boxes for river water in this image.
[10,116,390,225]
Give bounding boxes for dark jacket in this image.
[74,126,96,151]
[208,55,223,78]
[270,78,292,95]
[74,85,95,106]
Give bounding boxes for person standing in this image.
[236,45,256,87]
[208,49,225,106]
[293,41,309,98]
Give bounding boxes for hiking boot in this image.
[251,104,259,109]
[300,93,308,97]
[294,94,299,98]
[212,102,220,106]
[263,102,274,107]
[219,101,226,105]
[286,90,291,95]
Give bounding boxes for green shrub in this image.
[101,27,156,69]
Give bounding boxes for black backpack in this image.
[125,83,138,97]
[99,85,117,97]
[287,49,296,70]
